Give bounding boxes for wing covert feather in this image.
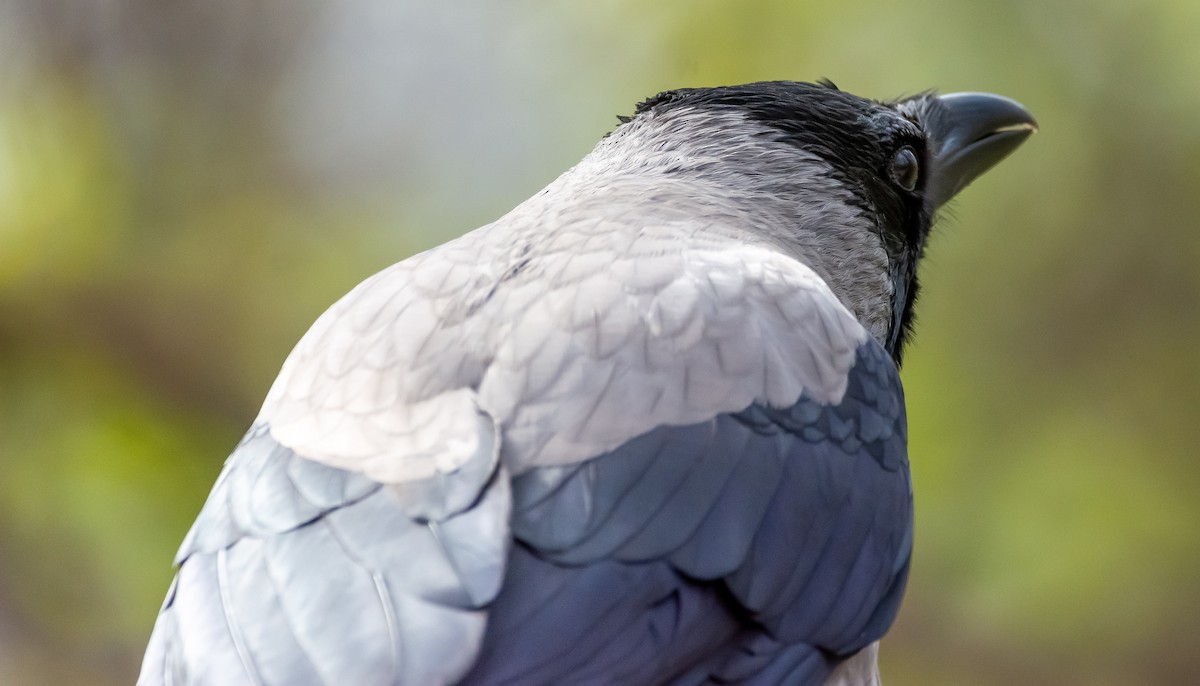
[140,423,509,686]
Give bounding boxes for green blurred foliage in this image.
[1,0,1197,684]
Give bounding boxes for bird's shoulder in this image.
[259,214,872,480]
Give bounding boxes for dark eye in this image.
[890,147,919,191]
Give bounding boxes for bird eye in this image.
[890,147,919,191]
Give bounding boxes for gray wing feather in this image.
[469,339,911,684]
[512,414,784,569]
[175,426,380,561]
[461,547,743,686]
[140,422,508,686]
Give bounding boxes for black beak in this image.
[923,92,1037,208]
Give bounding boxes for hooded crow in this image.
[139,80,1035,686]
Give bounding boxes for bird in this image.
[138,80,1035,686]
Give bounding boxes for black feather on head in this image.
[631,81,937,363]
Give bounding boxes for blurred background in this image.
[1,0,1198,684]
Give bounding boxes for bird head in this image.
[595,81,1036,364]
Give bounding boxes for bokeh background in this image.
[2,0,1198,684]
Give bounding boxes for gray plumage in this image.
[139,81,1034,685]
